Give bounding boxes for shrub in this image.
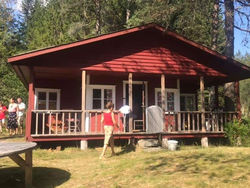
[224,118,250,146]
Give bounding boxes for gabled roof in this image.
[8,23,164,63]
[8,23,250,85]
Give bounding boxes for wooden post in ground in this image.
[81,71,86,133]
[234,81,241,120]
[129,73,133,132]
[200,76,208,147]
[161,74,166,131]
[25,150,32,188]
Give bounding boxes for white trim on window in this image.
[34,88,61,110]
[86,85,116,110]
[155,88,180,111]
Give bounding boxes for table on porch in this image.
[0,142,37,188]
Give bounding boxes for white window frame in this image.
[86,85,116,110]
[180,93,196,111]
[155,88,180,111]
[34,88,61,110]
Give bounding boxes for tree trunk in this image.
[210,0,219,111]
[211,0,219,51]
[95,0,102,35]
[224,0,237,112]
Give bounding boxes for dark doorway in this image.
[125,83,146,131]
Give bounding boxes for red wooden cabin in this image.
[8,23,250,147]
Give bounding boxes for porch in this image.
[27,69,239,142]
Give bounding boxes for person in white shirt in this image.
[7,98,19,135]
[17,98,26,135]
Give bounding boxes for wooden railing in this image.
[84,110,124,134]
[31,110,82,135]
[165,111,237,132]
[31,110,124,136]
[31,110,237,136]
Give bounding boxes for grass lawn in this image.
[0,136,250,188]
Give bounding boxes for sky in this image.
[12,0,250,56]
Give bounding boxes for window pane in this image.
[104,89,112,100]
[186,96,195,111]
[49,101,57,110]
[93,99,101,109]
[38,100,46,110]
[167,92,174,101]
[157,91,162,106]
[180,96,185,111]
[93,89,101,98]
[49,92,57,101]
[38,92,46,110]
[167,102,175,111]
[38,92,46,100]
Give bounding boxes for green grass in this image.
[0,136,250,188]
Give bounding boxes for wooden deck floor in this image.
[29,131,224,142]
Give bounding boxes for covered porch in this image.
[28,70,238,140]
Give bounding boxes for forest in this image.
[0,0,249,116]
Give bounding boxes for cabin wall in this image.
[35,79,82,110]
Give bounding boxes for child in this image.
[0,101,7,133]
[100,102,119,159]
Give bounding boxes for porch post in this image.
[161,74,166,131]
[200,76,208,147]
[128,73,133,132]
[234,81,241,119]
[26,67,34,141]
[81,71,86,133]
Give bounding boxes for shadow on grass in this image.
[0,135,25,140]
[116,144,136,156]
[0,167,70,188]
[143,151,250,177]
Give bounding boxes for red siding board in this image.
[83,48,226,77]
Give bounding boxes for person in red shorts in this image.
[99,102,119,159]
[0,101,7,133]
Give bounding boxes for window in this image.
[155,88,180,111]
[87,85,115,110]
[180,94,196,111]
[35,88,60,110]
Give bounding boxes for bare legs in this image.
[100,126,115,159]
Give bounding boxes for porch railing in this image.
[31,110,123,136]
[165,111,237,133]
[31,110,82,135]
[31,110,237,136]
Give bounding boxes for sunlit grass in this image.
[0,141,249,188]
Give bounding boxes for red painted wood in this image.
[83,48,226,77]
[89,113,124,133]
[29,132,224,142]
[8,24,163,63]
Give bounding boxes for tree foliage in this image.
[0,0,249,111]
[0,0,27,106]
[235,52,250,117]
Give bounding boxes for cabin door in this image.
[125,82,147,131]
